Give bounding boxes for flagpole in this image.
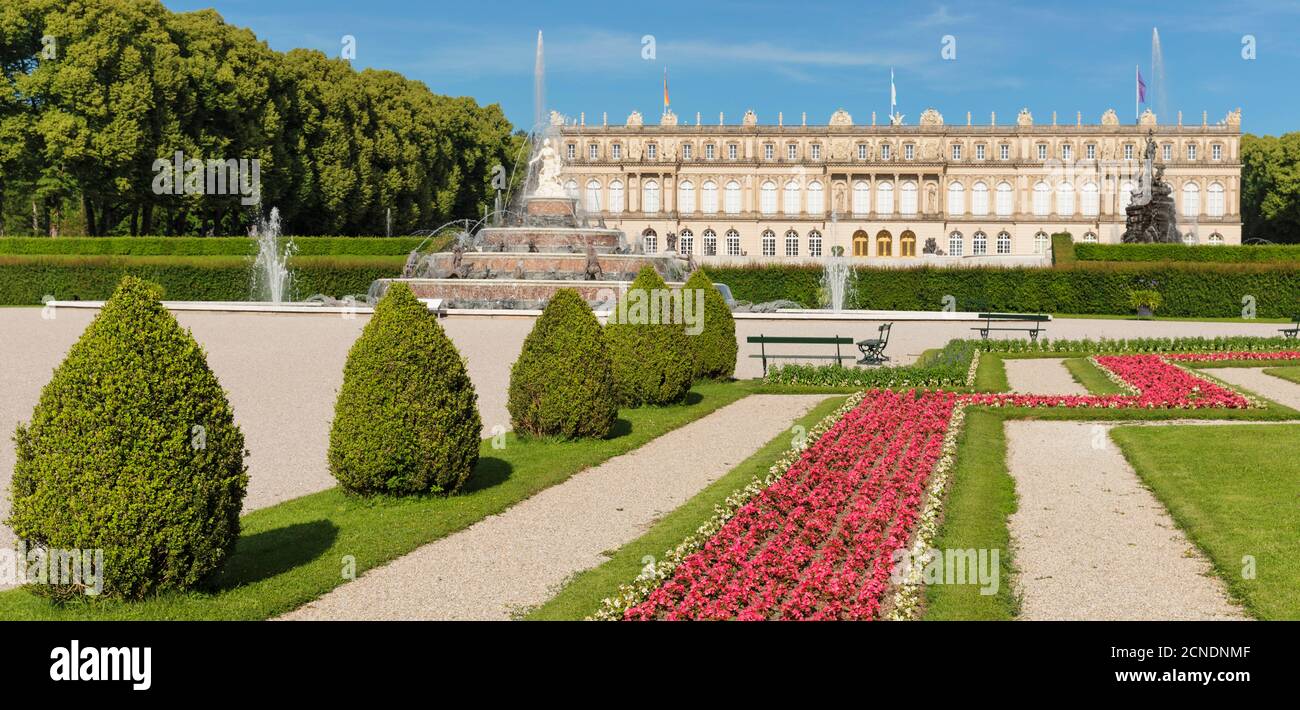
[1135,65,1139,123]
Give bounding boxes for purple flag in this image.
[1137,69,1146,103]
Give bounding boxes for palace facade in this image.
[554,106,1243,264]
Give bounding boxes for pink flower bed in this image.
[1165,351,1300,362]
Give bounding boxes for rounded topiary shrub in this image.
[604,266,693,406]
[8,276,248,601]
[329,283,481,496]
[682,269,737,380]
[508,289,617,439]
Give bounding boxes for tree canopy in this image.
[1242,133,1300,244]
[0,0,525,236]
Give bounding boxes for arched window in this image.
[900,230,916,257]
[1207,182,1224,217]
[1121,180,1135,210]
[876,230,893,257]
[900,181,918,215]
[948,182,966,216]
[701,180,718,214]
[972,230,988,255]
[1081,182,1099,216]
[1182,182,1200,217]
[784,230,799,257]
[678,180,695,214]
[725,229,741,256]
[642,180,660,214]
[1082,231,1098,243]
[609,180,625,213]
[948,231,964,257]
[852,230,870,257]
[642,228,658,253]
[703,228,717,256]
[1208,232,1224,245]
[585,179,602,212]
[760,181,778,215]
[564,179,579,199]
[678,228,694,254]
[852,181,870,214]
[1183,231,1197,245]
[971,181,989,216]
[996,181,1013,216]
[807,181,824,214]
[783,180,800,215]
[724,181,741,214]
[996,231,1012,255]
[1033,181,1051,216]
[808,229,823,257]
[1034,231,1050,255]
[876,181,894,215]
[761,229,777,257]
[1057,182,1075,217]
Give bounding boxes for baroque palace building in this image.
[554,106,1243,264]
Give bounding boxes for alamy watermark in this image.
[0,541,104,596]
[599,286,706,336]
[891,546,1000,596]
[152,150,261,206]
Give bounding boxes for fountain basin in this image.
[476,226,625,253]
[371,277,687,310]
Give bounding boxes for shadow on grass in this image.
[462,456,513,493]
[208,519,339,590]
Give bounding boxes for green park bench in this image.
[747,334,855,377]
[971,313,1050,342]
[1281,315,1300,339]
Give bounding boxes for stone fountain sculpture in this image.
[1122,132,1180,243]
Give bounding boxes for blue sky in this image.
[166,0,1300,135]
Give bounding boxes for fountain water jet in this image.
[250,207,296,303]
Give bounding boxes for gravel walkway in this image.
[1004,358,1089,395]
[279,394,830,620]
[1005,420,1246,621]
[1210,367,1300,411]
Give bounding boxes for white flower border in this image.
[965,349,981,388]
[588,390,869,621]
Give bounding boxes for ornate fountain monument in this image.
[1122,131,1180,243]
[371,135,689,309]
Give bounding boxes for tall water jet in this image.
[533,30,545,138]
[821,247,853,311]
[1150,27,1168,122]
[250,207,295,303]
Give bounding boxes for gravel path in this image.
[1004,358,1089,395]
[1210,367,1300,411]
[279,394,829,620]
[1005,420,1246,621]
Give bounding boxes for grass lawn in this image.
[1263,366,1300,385]
[525,395,847,620]
[0,380,754,620]
[1062,357,1128,395]
[1111,424,1300,620]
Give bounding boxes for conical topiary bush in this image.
[8,276,248,601]
[682,269,737,380]
[604,266,693,406]
[508,289,617,439]
[329,283,481,495]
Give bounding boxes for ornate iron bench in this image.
[855,322,893,365]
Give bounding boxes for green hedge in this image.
[0,236,439,257]
[1051,232,1075,266]
[1074,243,1300,263]
[712,263,1300,318]
[0,255,404,303]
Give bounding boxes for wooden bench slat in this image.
[746,336,855,345]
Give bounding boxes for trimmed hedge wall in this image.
[0,255,403,303]
[712,262,1300,318]
[1074,243,1300,263]
[0,236,438,257]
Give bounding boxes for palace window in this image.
[808,229,823,257]
[807,181,824,214]
[678,228,693,254]
[705,143,716,159]
[1000,144,1009,160]
[948,231,964,257]
[564,179,579,199]
[876,230,892,257]
[609,180,624,212]
[1037,144,1047,160]
[952,144,962,160]
[760,181,778,215]
[948,182,965,216]
[647,143,657,160]
[1082,231,1098,243]
[810,144,822,160]
[566,143,576,159]
[976,144,986,160]
[727,143,738,160]
[852,231,869,257]
[1162,144,1172,161]
[702,180,718,214]
[703,229,717,256]
[972,181,989,216]
[1208,232,1224,245]
[858,144,868,160]
[876,181,894,215]
[589,143,599,160]
[1062,144,1072,161]
[1208,182,1225,217]
[642,180,660,214]
[1212,144,1222,160]
[764,144,774,160]
[785,230,799,257]
[1081,182,1099,216]
[678,180,696,214]
[1183,231,1197,245]
[904,144,915,160]
[995,181,1013,216]
[585,179,602,212]
[900,231,916,256]
[643,229,658,253]
[724,181,741,214]
[853,181,870,214]
[783,180,800,215]
[612,143,622,159]
[1057,182,1075,217]
[1121,180,1135,209]
[1033,181,1051,216]
[787,144,798,160]
[726,229,741,256]
[1124,144,1134,160]
[996,231,1012,255]
[761,229,776,257]
[682,143,692,160]
[900,181,918,215]
[1182,182,1200,217]
[1086,144,1096,160]
[881,143,892,160]
[1187,144,1197,160]
[972,230,988,255]
[1034,231,1050,255]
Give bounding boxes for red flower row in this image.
[1164,350,1300,362]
